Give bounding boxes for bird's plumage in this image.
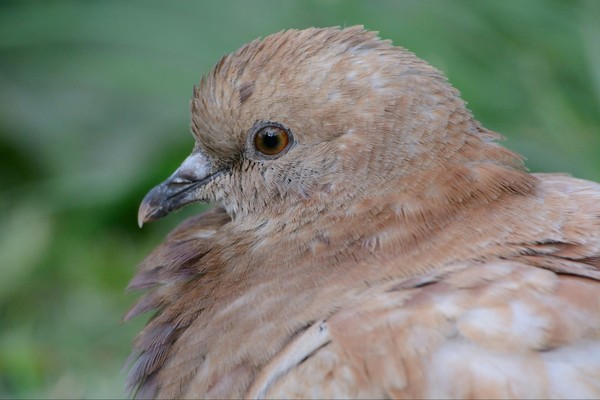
[127,26,600,398]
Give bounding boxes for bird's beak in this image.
[137,152,222,227]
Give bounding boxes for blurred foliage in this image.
[0,0,599,398]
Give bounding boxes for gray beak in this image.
[137,152,223,227]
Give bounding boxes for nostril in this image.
[170,176,194,185]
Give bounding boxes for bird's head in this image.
[138,26,522,228]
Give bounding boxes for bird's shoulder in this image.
[253,259,600,399]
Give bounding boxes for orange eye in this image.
[254,125,290,156]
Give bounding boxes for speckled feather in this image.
[127,27,600,399]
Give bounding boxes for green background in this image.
[1,1,599,398]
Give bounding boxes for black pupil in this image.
[262,130,280,148]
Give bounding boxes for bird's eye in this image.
[254,125,291,156]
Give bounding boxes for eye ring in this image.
[249,121,294,158]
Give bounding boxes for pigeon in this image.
[127,26,600,399]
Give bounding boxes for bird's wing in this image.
[252,259,600,399]
[124,206,231,398]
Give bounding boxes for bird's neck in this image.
[234,159,537,248]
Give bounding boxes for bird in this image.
[126,26,600,399]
